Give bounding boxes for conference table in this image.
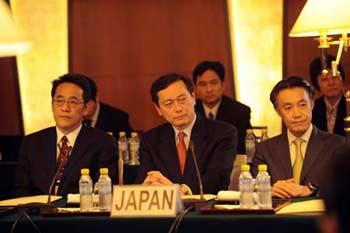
[0,208,319,233]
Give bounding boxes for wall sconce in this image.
[289,0,350,141]
[0,0,30,57]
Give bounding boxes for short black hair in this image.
[84,76,98,102]
[323,144,350,233]
[151,73,194,106]
[192,60,225,84]
[309,55,346,91]
[51,73,92,103]
[270,76,315,109]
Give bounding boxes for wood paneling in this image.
[284,0,350,91]
[0,57,23,135]
[69,0,234,131]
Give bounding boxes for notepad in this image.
[276,199,325,215]
[0,195,62,206]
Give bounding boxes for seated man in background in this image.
[192,60,251,154]
[84,76,133,138]
[320,144,350,233]
[136,73,237,194]
[14,73,118,197]
[310,55,346,136]
[252,76,344,199]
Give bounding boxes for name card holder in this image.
[111,184,183,217]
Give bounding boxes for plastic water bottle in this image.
[245,129,256,163]
[98,168,112,211]
[118,131,129,164]
[239,164,254,209]
[260,128,269,142]
[256,164,272,209]
[129,132,140,165]
[79,168,93,212]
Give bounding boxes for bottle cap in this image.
[131,132,138,137]
[246,129,253,134]
[100,168,109,174]
[241,164,250,171]
[258,164,267,171]
[119,131,126,137]
[81,168,89,175]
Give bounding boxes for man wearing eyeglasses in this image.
[310,55,346,136]
[136,73,237,194]
[14,73,118,197]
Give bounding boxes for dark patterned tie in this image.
[56,136,72,190]
[177,132,187,175]
[208,112,214,120]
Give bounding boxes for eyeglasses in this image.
[53,98,84,108]
[160,95,190,109]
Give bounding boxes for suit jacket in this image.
[251,126,345,195]
[14,126,118,197]
[136,116,237,194]
[312,95,346,136]
[95,102,133,138]
[195,95,251,154]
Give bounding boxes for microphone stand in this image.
[189,141,204,200]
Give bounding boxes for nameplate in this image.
[111,185,183,217]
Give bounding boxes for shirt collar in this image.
[287,124,313,145]
[172,114,197,139]
[202,98,222,118]
[56,124,82,148]
[324,97,341,114]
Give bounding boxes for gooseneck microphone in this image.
[47,146,73,203]
[189,141,203,200]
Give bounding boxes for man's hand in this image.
[272,178,312,199]
[143,171,173,185]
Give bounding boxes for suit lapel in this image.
[184,117,207,177]
[158,125,183,180]
[300,127,324,183]
[47,128,57,181]
[274,134,293,178]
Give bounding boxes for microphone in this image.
[189,141,204,200]
[47,146,73,203]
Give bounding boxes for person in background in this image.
[252,76,345,199]
[192,60,251,154]
[136,73,237,194]
[84,76,133,138]
[320,144,350,233]
[310,55,346,136]
[14,73,118,197]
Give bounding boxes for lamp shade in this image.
[289,0,350,37]
[0,0,30,57]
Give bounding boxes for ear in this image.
[310,99,314,110]
[153,103,163,116]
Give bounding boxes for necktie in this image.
[56,136,72,190]
[177,132,187,175]
[208,112,214,120]
[327,107,336,133]
[292,138,304,184]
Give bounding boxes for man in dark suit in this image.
[192,61,251,154]
[136,73,237,194]
[14,74,118,197]
[310,55,346,136]
[252,77,344,199]
[84,77,133,138]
